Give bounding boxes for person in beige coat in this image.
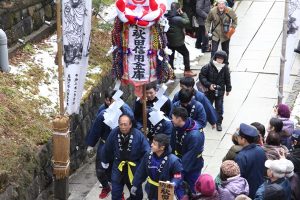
[205,0,237,62]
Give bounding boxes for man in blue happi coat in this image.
[85,90,134,199]
[134,81,172,129]
[131,134,188,200]
[171,107,205,194]
[101,114,150,200]
[172,88,207,129]
[172,77,217,128]
[96,89,115,116]
[146,115,173,143]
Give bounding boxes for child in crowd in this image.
[218,160,249,200]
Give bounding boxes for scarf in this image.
[213,60,225,72]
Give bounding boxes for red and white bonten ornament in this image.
[116,0,167,27]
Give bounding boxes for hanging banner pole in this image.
[142,84,147,136]
[278,0,289,104]
[57,0,64,116]
[53,0,70,199]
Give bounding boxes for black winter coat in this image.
[287,147,300,174]
[165,12,190,47]
[199,61,232,96]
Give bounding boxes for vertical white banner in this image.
[62,0,92,114]
[284,0,300,84]
[128,26,151,82]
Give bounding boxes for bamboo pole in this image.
[53,0,69,199]
[142,84,147,136]
[57,0,64,116]
[278,0,289,104]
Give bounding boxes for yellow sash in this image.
[118,161,136,184]
[147,176,159,187]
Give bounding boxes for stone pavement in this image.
[68,0,300,199]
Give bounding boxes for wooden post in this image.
[278,0,289,104]
[53,0,70,199]
[56,0,64,116]
[158,181,175,200]
[142,84,147,136]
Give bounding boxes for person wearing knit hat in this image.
[218,160,249,200]
[274,103,294,148]
[235,123,266,199]
[254,159,293,200]
[193,174,219,200]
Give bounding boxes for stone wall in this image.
[0,74,135,200]
[0,0,55,46]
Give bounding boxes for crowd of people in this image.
[85,75,300,200]
[165,0,237,78]
[83,0,300,199]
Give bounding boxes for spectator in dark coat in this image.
[287,130,300,174]
[263,131,289,160]
[195,0,211,52]
[267,117,292,150]
[234,123,266,199]
[165,2,197,77]
[222,133,243,161]
[254,159,294,200]
[251,122,266,146]
[199,50,231,131]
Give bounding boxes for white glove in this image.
[101,162,109,169]
[130,186,137,196]
[87,146,94,154]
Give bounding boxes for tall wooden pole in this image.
[142,84,147,136]
[53,0,70,199]
[57,0,64,116]
[278,0,289,104]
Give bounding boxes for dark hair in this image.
[118,114,132,124]
[171,2,180,10]
[251,122,266,138]
[178,88,194,104]
[269,117,283,133]
[232,133,239,145]
[104,89,117,101]
[266,131,281,146]
[239,132,256,144]
[153,134,170,150]
[172,107,189,121]
[180,77,195,88]
[146,81,157,91]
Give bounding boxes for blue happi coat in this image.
[132,147,184,200]
[134,96,173,128]
[102,127,150,183]
[96,103,107,116]
[146,119,173,142]
[172,99,207,128]
[171,118,205,173]
[172,90,217,125]
[86,103,134,147]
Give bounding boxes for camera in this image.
[208,32,212,40]
[223,22,230,33]
[214,85,221,97]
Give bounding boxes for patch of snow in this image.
[98,4,117,23]
[9,34,102,117]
